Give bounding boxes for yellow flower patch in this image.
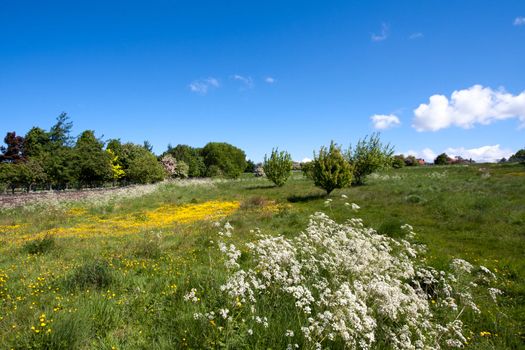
[16,200,240,241]
[0,224,23,235]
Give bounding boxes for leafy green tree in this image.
[201,142,247,179]
[312,142,353,195]
[392,155,405,169]
[404,155,419,166]
[509,148,525,163]
[127,150,166,184]
[23,127,50,158]
[165,144,206,177]
[49,112,74,147]
[245,159,256,173]
[434,153,450,165]
[73,130,112,187]
[18,159,47,191]
[301,161,314,180]
[348,133,394,185]
[263,148,293,186]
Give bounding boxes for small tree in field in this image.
[313,142,353,195]
[348,133,393,185]
[263,148,293,186]
[434,153,450,165]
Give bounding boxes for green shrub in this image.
[22,235,55,255]
[201,142,246,179]
[312,141,353,195]
[263,148,293,186]
[64,259,113,291]
[348,133,393,185]
[434,153,450,165]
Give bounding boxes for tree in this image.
[201,142,247,179]
[392,155,405,169]
[107,149,125,183]
[23,127,50,158]
[73,130,112,187]
[312,142,353,195]
[263,148,293,186]
[348,133,393,185]
[49,112,74,147]
[127,149,166,184]
[0,132,26,163]
[509,148,525,163]
[245,159,256,173]
[404,155,419,166]
[165,144,206,177]
[434,153,450,165]
[160,154,189,179]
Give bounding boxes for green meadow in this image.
[0,163,524,349]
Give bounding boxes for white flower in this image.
[285,330,294,337]
[247,329,253,335]
[351,203,360,211]
[341,194,348,199]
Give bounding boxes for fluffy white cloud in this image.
[264,76,275,84]
[232,74,254,89]
[189,77,219,94]
[412,85,525,131]
[406,148,436,162]
[301,157,312,163]
[406,145,513,163]
[371,23,389,42]
[514,17,525,26]
[409,32,423,39]
[371,114,401,130]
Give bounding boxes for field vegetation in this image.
[0,162,524,349]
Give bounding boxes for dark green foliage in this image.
[509,148,525,163]
[245,159,256,173]
[49,112,74,147]
[404,155,419,166]
[165,144,206,177]
[73,130,112,187]
[64,260,113,291]
[202,142,247,178]
[434,153,450,165]
[348,133,394,185]
[392,154,405,168]
[125,144,166,184]
[23,127,50,158]
[263,148,293,186]
[312,141,353,195]
[301,161,314,179]
[22,235,56,255]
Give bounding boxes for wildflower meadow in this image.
[0,164,524,349]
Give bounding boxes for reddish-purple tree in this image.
[0,131,26,163]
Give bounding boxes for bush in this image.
[434,153,450,165]
[392,155,405,169]
[126,148,166,184]
[64,260,113,291]
[301,161,314,179]
[263,148,293,186]
[166,144,206,177]
[161,155,189,179]
[201,142,247,179]
[348,133,393,185]
[312,141,353,195]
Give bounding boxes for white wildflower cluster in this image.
[427,171,448,179]
[183,288,199,303]
[187,212,499,349]
[368,173,404,181]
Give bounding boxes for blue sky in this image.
[1,0,524,162]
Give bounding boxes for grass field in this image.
[0,164,524,349]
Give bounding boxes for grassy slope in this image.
[0,163,523,349]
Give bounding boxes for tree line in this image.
[0,114,249,193]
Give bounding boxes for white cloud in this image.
[406,145,513,163]
[409,32,423,39]
[370,114,401,130]
[445,145,513,163]
[514,17,525,26]
[406,148,436,162]
[264,76,275,84]
[371,23,389,42]
[412,85,525,131]
[301,157,312,163]
[188,77,220,94]
[232,74,254,89]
